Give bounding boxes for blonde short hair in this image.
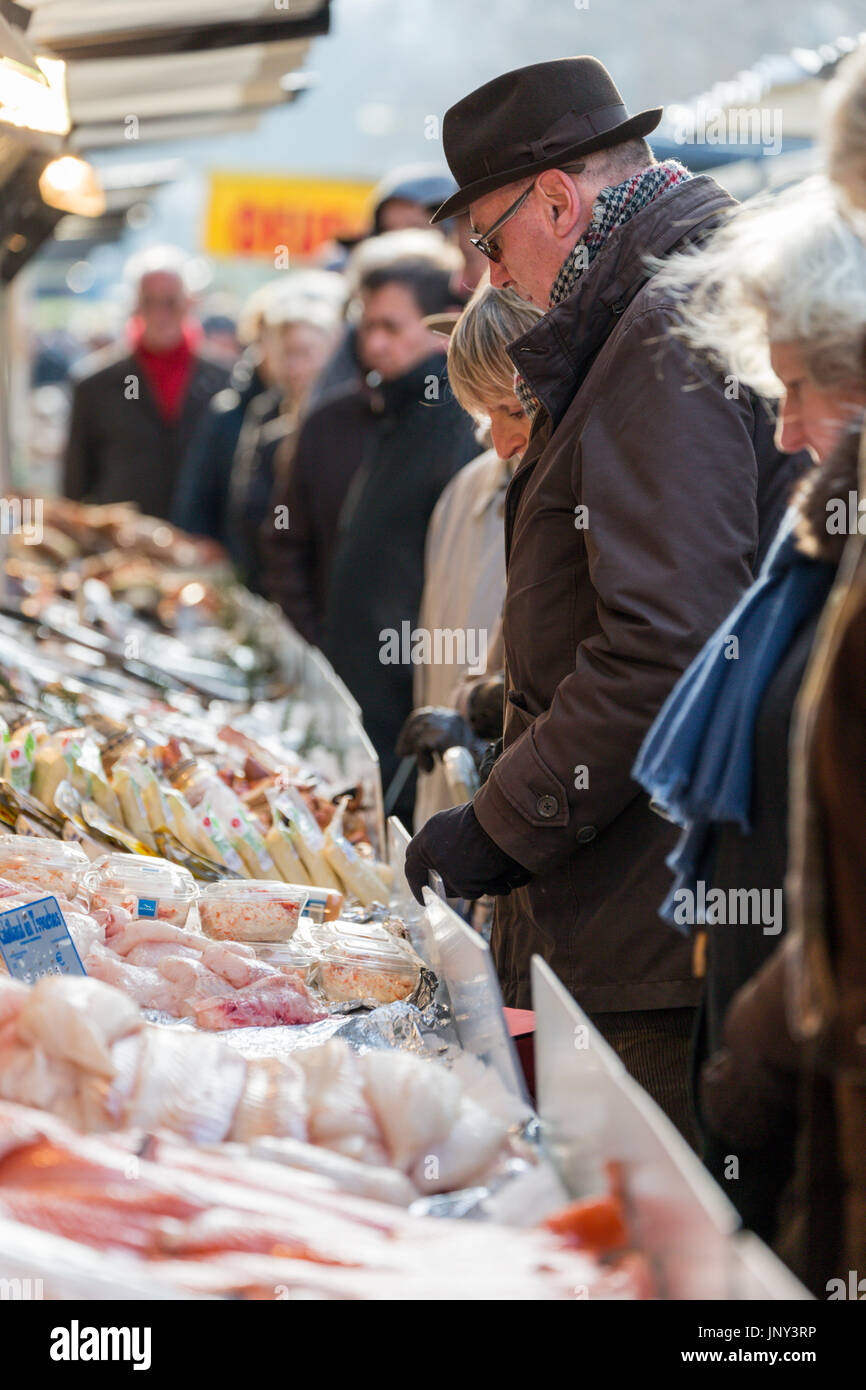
[447,280,543,419]
[653,177,866,398]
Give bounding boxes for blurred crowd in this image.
[56,167,490,823]
[51,43,866,1295]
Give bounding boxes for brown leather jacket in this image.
[472,176,806,1011]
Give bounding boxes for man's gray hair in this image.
[570,137,655,183]
[653,176,866,397]
[124,244,194,293]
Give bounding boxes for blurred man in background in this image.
[63,246,229,520]
[264,231,478,824]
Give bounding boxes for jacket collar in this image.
[508,175,739,430]
[370,352,448,417]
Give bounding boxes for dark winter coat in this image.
[64,342,229,521]
[319,356,478,815]
[171,354,266,545]
[471,176,809,1011]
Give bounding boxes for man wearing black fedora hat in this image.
[405,56,806,1137]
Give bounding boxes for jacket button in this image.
[576,825,597,844]
[536,794,558,819]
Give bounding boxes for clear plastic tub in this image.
[315,936,420,1004]
[198,880,309,942]
[247,939,313,971]
[0,834,89,899]
[80,852,198,927]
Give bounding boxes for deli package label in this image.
[0,894,86,982]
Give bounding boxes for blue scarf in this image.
[633,512,836,930]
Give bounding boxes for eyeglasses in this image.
[469,180,536,263]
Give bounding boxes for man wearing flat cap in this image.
[406,56,805,1137]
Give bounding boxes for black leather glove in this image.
[477,737,502,785]
[396,706,480,775]
[405,800,532,904]
[467,673,505,741]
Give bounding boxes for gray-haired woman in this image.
[634,175,866,1254]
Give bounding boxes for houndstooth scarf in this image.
[515,159,692,418]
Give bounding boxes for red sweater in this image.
[130,321,198,423]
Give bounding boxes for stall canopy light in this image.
[39,154,105,217]
[0,53,69,135]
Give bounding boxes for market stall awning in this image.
[4,1,330,153]
[69,111,264,153]
[0,0,331,274]
[63,37,313,128]
[5,0,329,58]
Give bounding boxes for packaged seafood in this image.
[80,852,198,927]
[198,880,309,943]
[31,731,121,823]
[263,819,308,884]
[111,756,169,850]
[314,936,421,1005]
[246,939,313,971]
[3,720,47,792]
[275,787,342,892]
[161,786,211,860]
[111,762,157,851]
[323,799,390,907]
[0,833,89,897]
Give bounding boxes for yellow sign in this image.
[205,172,375,260]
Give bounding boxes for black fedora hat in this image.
[431,56,663,224]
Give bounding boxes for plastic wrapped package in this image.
[111,755,169,849]
[323,799,390,907]
[31,730,121,822]
[198,880,309,942]
[0,833,89,898]
[80,852,198,927]
[274,786,342,892]
[171,758,278,878]
[264,819,308,884]
[162,786,212,860]
[3,720,48,792]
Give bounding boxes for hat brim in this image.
[430,106,664,224]
[423,310,462,338]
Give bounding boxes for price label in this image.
[0,895,86,983]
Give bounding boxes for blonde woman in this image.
[397,279,542,830]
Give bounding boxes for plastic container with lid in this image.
[315,935,421,1004]
[80,852,198,926]
[248,939,313,971]
[0,834,89,898]
[198,879,309,942]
